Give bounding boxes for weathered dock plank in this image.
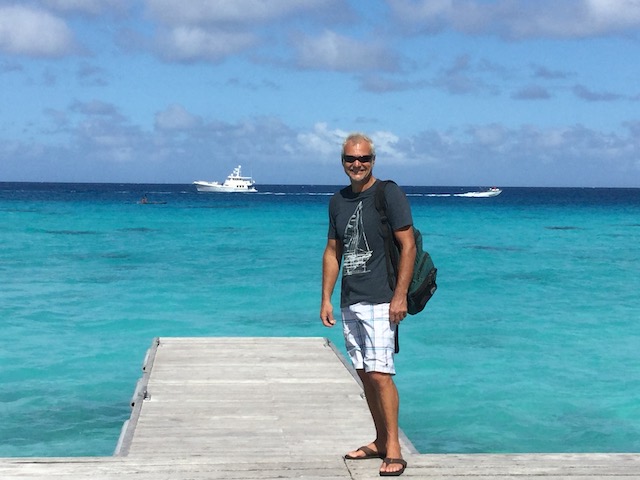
[0,456,353,479]
[2,337,640,479]
[4,453,640,479]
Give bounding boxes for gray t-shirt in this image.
[328,180,413,308]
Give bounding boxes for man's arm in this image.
[320,238,342,327]
[389,226,416,324]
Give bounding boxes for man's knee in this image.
[366,371,394,389]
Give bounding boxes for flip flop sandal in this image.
[379,457,407,476]
[344,445,384,460]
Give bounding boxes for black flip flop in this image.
[344,445,384,460]
[379,457,407,476]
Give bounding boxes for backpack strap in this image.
[375,180,398,291]
[375,180,402,355]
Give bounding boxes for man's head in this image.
[341,133,376,189]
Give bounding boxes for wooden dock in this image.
[1,336,640,479]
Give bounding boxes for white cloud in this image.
[155,104,202,131]
[295,125,406,165]
[389,0,640,39]
[297,123,348,158]
[142,0,346,65]
[295,30,398,72]
[586,0,640,29]
[370,131,405,162]
[157,26,256,62]
[0,5,76,57]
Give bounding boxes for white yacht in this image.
[193,165,257,193]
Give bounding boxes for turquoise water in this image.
[1,183,639,456]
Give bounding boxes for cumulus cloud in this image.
[403,122,640,185]
[0,5,76,57]
[294,30,398,72]
[295,125,406,165]
[156,26,257,62]
[585,0,640,30]
[143,0,348,64]
[297,123,348,157]
[389,0,640,39]
[370,131,405,162]
[155,104,202,131]
[290,121,640,186]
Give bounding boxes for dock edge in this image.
[113,337,160,456]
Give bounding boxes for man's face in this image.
[342,141,375,184]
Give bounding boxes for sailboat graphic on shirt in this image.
[343,202,372,276]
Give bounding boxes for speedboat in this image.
[455,187,502,198]
[193,165,257,193]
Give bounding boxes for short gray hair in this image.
[342,133,376,156]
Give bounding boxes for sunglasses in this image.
[342,154,374,164]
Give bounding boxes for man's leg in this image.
[343,369,388,458]
[345,370,403,470]
[367,371,403,474]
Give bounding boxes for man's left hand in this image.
[389,295,408,324]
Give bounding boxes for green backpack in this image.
[375,180,437,315]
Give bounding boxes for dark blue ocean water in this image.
[1,183,639,456]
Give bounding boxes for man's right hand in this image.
[320,302,336,327]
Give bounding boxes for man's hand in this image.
[389,293,408,324]
[320,301,336,327]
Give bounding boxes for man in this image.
[320,133,416,477]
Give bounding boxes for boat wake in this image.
[454,187,502,198]
[408,188,502,198]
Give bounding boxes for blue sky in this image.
[1,0,639,187]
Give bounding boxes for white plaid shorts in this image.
[341,302,396,374]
